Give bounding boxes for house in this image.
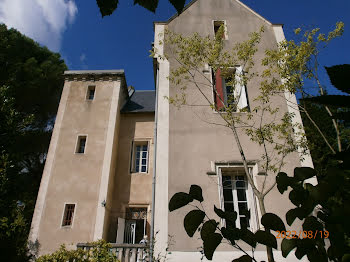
[29,0,316,261]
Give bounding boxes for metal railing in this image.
[77,243,149,262]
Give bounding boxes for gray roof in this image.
[121,90,155,113]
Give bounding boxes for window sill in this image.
[130,172,149,175]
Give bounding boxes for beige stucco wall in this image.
[107,113,154,242]
[157,0,306,255]
[33,77,126,255]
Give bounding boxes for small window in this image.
[86,86,95,100]
[124,208,147,244]
[76,136,87,154]
[62,204,75,226]
[213,20,227,39]
[131,141,149,173]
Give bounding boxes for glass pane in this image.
[142,145,147,151]
[141,166,146,172]
[238,203,248,214]
[240,216,250,228]
[142,151,147,158]
[142,159,146,165]
[237,189,247,201]
[224,202,234,212]
[223,189,233,202]
[236,181,245,188]
[135,159,140,170]
[222,176,232,188]
[236,175,244,181]
[136,146,141,152]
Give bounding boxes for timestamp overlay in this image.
[276,230,329,239]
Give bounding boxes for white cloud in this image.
[79,53,88,69]
[0,0,77,52]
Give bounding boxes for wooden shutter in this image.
[116,217,125,243]
[215,68,225,110]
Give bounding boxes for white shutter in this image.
[234,66,248,110]
[116,217,125,243]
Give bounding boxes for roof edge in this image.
[64,70,125,75]
[153,0,274,29]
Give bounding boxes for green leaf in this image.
[96,0,119,17]
[325,64,350,94]
[203,233,222,260]
[214,206,237,223]
[281,238,297,258]
[302,95,350,107]
[289,186,308,206]
[232,255,252,262]
[134,0,159,13]
[169,192,193,212]
[169,0,186,14]
[201,220,218,241]
[254,230,277,249]
[189,185,204,202]
[184,210,205,237]
[332,111,350,121]
[342,254,350,262]
[221,227,241,244]
[261,213,286,232]
[240,228,256,248]
[286,208,303,226]
[294,167,316,181]
[302,216,323,233]
[276,172,294,194]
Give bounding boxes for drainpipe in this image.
[150,62,159,262]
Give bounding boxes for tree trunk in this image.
[258,196,275,262]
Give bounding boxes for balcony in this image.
[77,243,149,262]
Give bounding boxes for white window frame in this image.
[216,164,259,232]
[131,141,149,173]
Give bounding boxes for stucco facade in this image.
[29,0,315,261]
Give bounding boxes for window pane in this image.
[237,189,247,201]
[240,216,250,228]
[222,176,232,187]
[238,202,248,214]
[223,189,233,202]
[135,159,140,171]
[141,166,146,172]
[142,159,146,165]
[142,145,147,151]
[236,181,245,188]
[136,146,141,152]
[142,151,147,158]
[224,202,234,212]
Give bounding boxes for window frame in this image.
[86,85,96,101]
[212,20,228,40]
[130,140,150,174]
[61,203,76,228]
[217,165,259,232]
[211,66,249,113]
[75,135,87,154]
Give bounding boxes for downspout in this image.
[150,62,159,262]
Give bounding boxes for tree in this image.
[0,23,67,261]
[156,22,345,261]
[96,0,186,17]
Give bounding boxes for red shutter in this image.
[215,68,224,110]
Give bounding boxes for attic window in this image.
[86,86,95,100]
[213,20,227,39]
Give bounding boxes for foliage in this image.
[37,240,120,262]
[96,0,186,17]
[0,23,67,261]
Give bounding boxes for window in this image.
[131,141,149,173]
[212,66,249,112]
[116,207,148,244]
[62,204,75,226]
[76,136,87,154]
[213,20,227,39]
[86,86,95,100]
[220,167,257,230]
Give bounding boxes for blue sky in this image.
[0,0,349,92]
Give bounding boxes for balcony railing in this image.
[77,243,149,262]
